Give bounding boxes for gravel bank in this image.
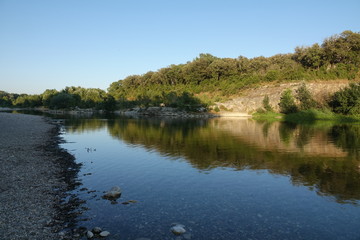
[0,112,77,239]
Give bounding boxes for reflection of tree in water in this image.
[330,124,360,159]
[65,118,108,133]
[279,122,297,145]
[70,117,360,204]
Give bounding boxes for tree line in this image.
[0,87,116,111]
[1,30,359,113]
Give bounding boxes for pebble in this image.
[86,231,94,238]
[92,227,102,233]
[171,225,186,235]
[100,231,111,237]
[103,186,121,199]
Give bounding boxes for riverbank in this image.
[252,109,360,123]
[0,112,78,239]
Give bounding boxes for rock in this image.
[99,231,110,237]
[86,231,94,238]
[170,224,186,235]
[92,227,102,234]
[102,186,121,200]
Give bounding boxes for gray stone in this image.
[103,186,121,199]
[92,227,102,233]
[170,225,186,235]
[86,231,94,238]
[99,231,110,237]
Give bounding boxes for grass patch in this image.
[284,109,360,123]
[252,111,284,122]
[253,109,360,124]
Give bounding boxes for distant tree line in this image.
[1,30,359,113]
[0,87,116,111]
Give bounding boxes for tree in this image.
[49,93,76,109]
[279,89,298,114]
[293,44,324,69]
[322,30,360,66]
[295,83,318,110]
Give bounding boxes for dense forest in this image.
[1,30,360,113]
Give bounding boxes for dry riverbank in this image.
[0,112,79,239]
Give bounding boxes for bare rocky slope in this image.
[215,80,351,115]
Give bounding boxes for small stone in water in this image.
[171,225,186,235]
[92,227,102,233]
[102,186,121,200]
[86,231,94,238]
[100,231,110,237]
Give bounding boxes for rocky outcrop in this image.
[216,80,350,114]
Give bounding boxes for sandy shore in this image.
[0,112,78,239]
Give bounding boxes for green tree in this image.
[295,83,318,110]
[49,93,77,109]
[279,89,298,114]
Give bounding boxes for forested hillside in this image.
[108,30,360,106]
[1,30,359,112]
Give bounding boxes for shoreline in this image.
[0,107,252,119]
[0,112,79,239]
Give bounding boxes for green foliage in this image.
[279,89,298,114]
[252,111,283,122]
[284,109,360,123]
[329,83,360,115]
[49,93,77,109]
[262,95,273,112]
[295,83,318,110]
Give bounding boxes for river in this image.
[59,116,360,239]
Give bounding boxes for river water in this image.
[59,116,360,240]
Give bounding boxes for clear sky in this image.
[0,0,359,94]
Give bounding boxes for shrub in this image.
[329,83,360,115]
[279,89,298,114]
[295,83,318,110]
[262,95,273,112]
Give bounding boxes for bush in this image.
[295,83,318,110]
[262,95,273,112]
[329,83,360,115]
[279,89,298,114]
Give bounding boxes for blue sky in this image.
[0,0,359,94]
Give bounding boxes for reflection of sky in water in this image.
[61,118,360,240]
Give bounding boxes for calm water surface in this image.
[60,117,360,240]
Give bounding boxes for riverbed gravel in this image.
[0,112,76,239]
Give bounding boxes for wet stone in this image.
[99,231,110,237]
[171,224,186,235]
[92,227,102,233]
[86,231,94,238]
